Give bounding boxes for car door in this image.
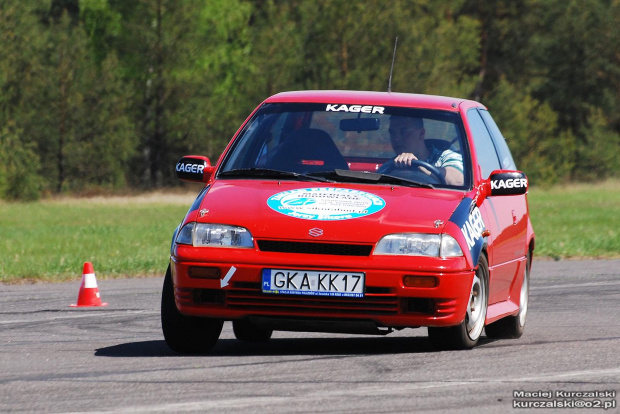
[467,108,528,304]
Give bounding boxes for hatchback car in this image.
[162,90,535,353]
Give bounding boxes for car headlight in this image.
[175,222,254,248]
[374,233,463,258]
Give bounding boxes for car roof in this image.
[264,90,484,112]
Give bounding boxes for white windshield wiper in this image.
[309,169,434,188]
[219,168,334,182]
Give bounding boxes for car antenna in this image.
[387,36,398,92]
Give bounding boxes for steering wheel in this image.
[381,159,446,185]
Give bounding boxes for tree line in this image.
[1,0,619,200]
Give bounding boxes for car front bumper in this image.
[170,244,475,329]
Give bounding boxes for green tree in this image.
[522,0,620,179]
[80,0,123,65]
[4,0,620,198]
[284,0,480,97]
[526,0,618,133]
[102,0,223,187]
[246,0,306,97]
[21,7,135,194]
[29,12,94,193]
[459,0,620,182]
[575,108,620,180]
[0,0,47,199]
[459,0,532,101]
[0,123,42,201]
[62,52,136,191]
[486,79,576,185]
[170,0,257,162]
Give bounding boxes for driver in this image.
[383,115,464,186]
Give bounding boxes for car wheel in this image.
[428,254,489,350]
[233,319,273,342]
[161,265,223,354]
[485,252,531,339]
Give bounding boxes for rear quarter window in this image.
[466,109,501,179]
[479,110,517,170]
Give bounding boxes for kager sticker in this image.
[326,104,385,114]
[449,197,487,264]
[176,162,205,174]
[491,177,527,190]
[267,187,385,221]
[461,206,484,250]
[489,171,528,196]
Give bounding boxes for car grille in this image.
[221,282,399,315]
[256,240,373,256]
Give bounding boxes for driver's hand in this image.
[393,153,431,175]
[394,152,417,167]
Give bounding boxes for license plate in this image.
[262,269,365,298]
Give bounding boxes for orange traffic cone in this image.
[70,262,108,307]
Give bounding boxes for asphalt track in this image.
[1,259,619,413]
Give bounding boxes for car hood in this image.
[192,180,466,243]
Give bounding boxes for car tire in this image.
[428,254,489,350]
[161,265,223,354]
[233,319,273,342]
[485,252,531,339]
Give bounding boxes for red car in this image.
[162,90,535,352]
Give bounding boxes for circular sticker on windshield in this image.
[267,187,386,221]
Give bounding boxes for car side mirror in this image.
[175,155,214,183]
[487,170,528,196]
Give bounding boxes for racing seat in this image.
[268,128,349,173]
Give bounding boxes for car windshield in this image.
[219,102,471,189]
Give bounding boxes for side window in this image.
[479,110,517,170]
[466,109,501,178]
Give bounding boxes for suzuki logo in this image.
[309,228,323,237]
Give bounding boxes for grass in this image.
[528,180,620,260]
[1,183,619,283]
[0,192,195,283]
